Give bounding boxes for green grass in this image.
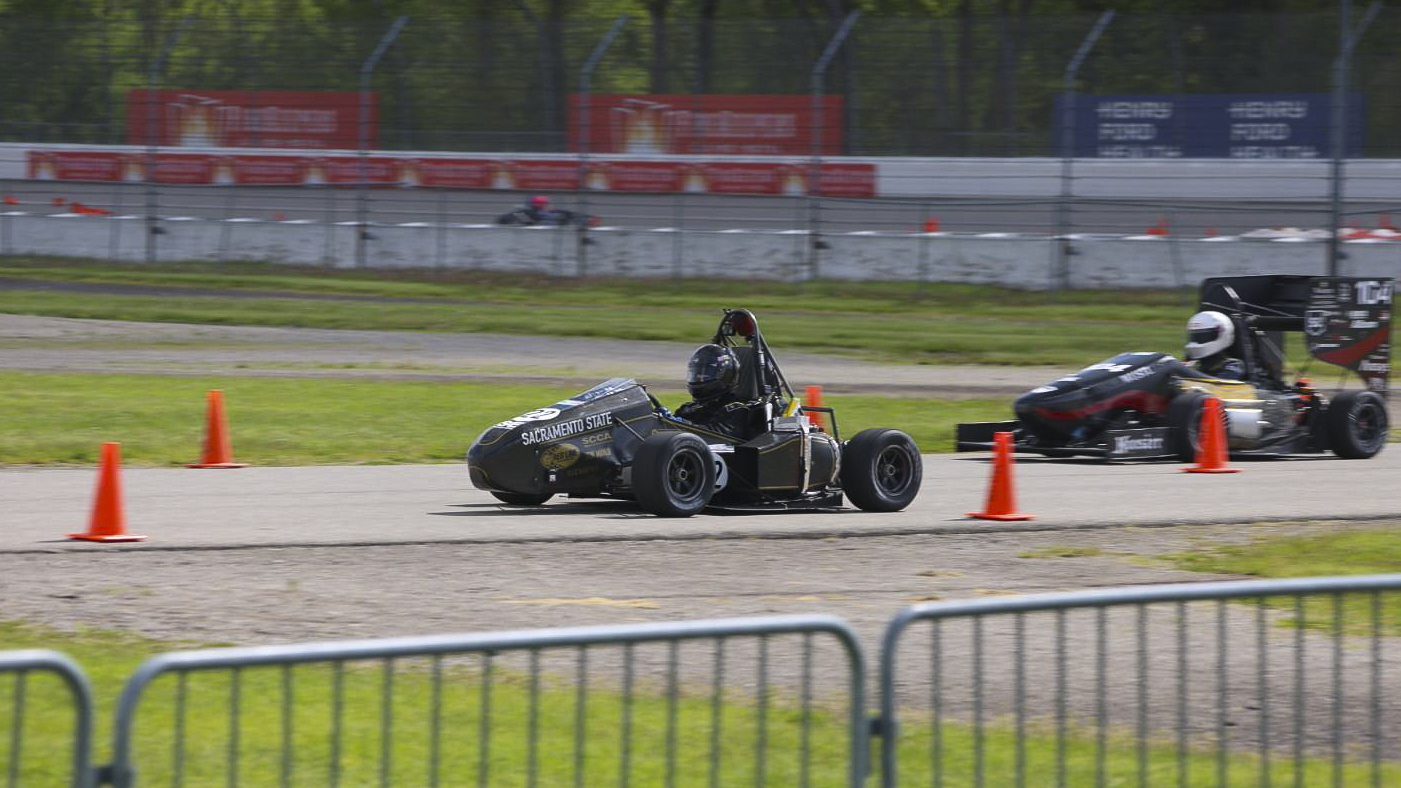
[1165,526,1401,635]
[1018,545,1108,559]
[3,621,1395,788]
[0,372,1005,465]
[0,258,1191,366]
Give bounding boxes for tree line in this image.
[0,1,1395,156]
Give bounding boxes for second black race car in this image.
[467,309,922,517]
[957,275,1392,461]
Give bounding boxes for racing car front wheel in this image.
[1326,390,1389,459]
[633,431,716,517]
[1165,392,1220,463]
[491,491,553,506]
[841,428,922,512]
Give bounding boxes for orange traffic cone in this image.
[805,384,827,431]
[2,195,17,206]
[1146,216,1170,236]
[188,389,248,468]
[1184,396,1240,474]
[967,431,1033,520]
[69,442,146,542]
[923,215,941,232]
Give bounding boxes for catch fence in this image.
[0,10,1400,250]
[6,575,1401,787]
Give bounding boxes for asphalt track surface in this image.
[7,451,1401,555]
[3,179,1388,236]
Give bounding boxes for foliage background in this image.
[0,1,1397,156]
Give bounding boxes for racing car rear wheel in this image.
[491,491,553,506]
[1165,392,1220,463]
[633,431,716,517]
[1325,390,1389,459]
[841,429,922,512]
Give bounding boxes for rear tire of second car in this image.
[633,431,716,517]
[1326,390,1389,459]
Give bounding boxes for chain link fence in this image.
[1,10,1399,268]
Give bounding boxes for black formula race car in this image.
[467,309,922,517]
[957,275,1392,461]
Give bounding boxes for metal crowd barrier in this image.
[0,649,95,788]
[878,574,1401,788]
[106,615,867,788]
[7,575,1401,787]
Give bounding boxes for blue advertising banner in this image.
[1055,93,1365,158]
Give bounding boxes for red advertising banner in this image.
[584,161,684,192]
[25,149,875,197]
[568,94,844,156]
[127,89,372,149]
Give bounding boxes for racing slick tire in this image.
[1325,390,1389,459]
[840,428,922,512]
[633,431,716,518]
[491,491,553,506]
[1165,391,1216,463]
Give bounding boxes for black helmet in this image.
[686,344,740,401]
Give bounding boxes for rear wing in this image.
[1199,275,1392,393]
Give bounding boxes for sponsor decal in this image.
[520,412,614,446]
[541,443,581,470]
[494,407,561,431]
[581,432,612,446]
[585,447,613,459]
[1113,434,1164,454]
[1115,363,1160,385]
[1305,309,1330,336]
[1359,360,1391,374]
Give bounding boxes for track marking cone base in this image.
[1184,396,1240,474]
[69,442,146,542]
[805,384,827,431]
[967,431,1034,521]
[188,389,248,468]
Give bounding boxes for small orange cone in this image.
[923,215,941,232]
[52,196,66,207]
[188,389,248,468]
[1146,216,1170,236]
[805,384,827,431]
[1184,396,1240,474]
[69,442,146,542]
[2,195,17,206]
[967,431,1033,520]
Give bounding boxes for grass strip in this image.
[1165,526,1401,635]
[2,621,1394,788]
[0,371,1005,465]
[0,259,1191,366]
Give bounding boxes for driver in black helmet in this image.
[671,344,762,439]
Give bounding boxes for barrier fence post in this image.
[1326,1,1381,277]
[356,15,409,270]
[142,14,197,265]
[1053,10,1114,290]
[808,11,861,282]
[575,14,630,279]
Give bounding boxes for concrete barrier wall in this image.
[2,211,1397,289]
